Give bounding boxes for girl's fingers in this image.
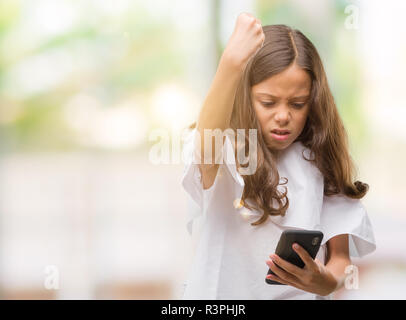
[292,243,318,271]
[266,264,306,292]
[266,260,298,284]
[255,19,262,31]
[266,273,287,285]
[269,254,305,278]
[255,19,264,47]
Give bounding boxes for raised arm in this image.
[197,13,264,189]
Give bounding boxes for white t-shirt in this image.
[180,128,376,300]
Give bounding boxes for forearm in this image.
[196,54,244,152]
[325,255,352,292]
[196,13,264,165]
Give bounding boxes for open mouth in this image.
[270,129,291,141]
[271,129,290,135]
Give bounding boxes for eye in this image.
[291,102,306,109]
[261,101,275,107]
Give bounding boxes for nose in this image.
[274,105,290,125]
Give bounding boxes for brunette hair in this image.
[188,24,368,226]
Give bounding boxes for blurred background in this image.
[0,0,405,299]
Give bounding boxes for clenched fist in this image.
[222,13,265,71]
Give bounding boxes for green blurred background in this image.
[0,0,405,299]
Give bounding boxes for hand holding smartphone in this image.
[265,229,324,285]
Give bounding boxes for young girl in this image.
[180,13,376,300]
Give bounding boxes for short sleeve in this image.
[320,194,376,258]
[180,128,205,210]
[180,128,244,234]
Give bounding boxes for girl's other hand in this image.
[265,243,339,296]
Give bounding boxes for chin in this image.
[267,141,292,152]
[264,132,297,151]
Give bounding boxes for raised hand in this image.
[221,12,265,71]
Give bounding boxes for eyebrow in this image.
[255,93,310,100]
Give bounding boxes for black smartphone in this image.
[265,229,324,285]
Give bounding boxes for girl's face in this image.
[251,63,311,151]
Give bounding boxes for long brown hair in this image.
[188,24,368,226]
